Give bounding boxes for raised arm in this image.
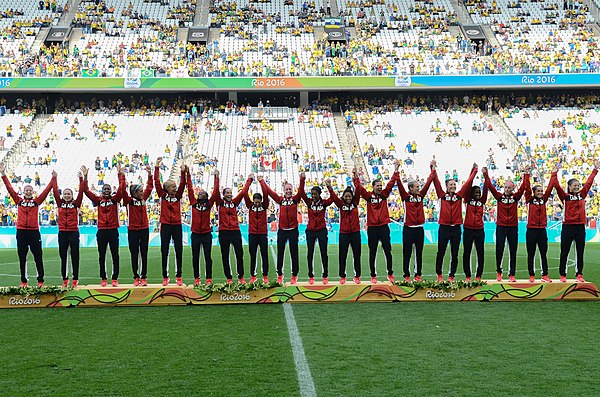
[292,173,306,202]
[542,171,556,202]
[261,181,270,209]
[113,165,125,202]
[175,165,187,199]
[458,165,478,199]
[432,170,445,199]
[52,175,63,206]
[74,176,84,207]
[0,163,21,204]
[352,168,369,200]
[514,172,530,200]
[36,174,57,204]
[483,168,501,200]
[187,172,197,206]
[260,179,282,204]
[233,175,253,206]
[580,163,599,197]
[154,158,165,197]
[118,171,130,204]
[142,165,154,201]
[208,172,220,207]
[524,173,533,202]
[326,184,343,208]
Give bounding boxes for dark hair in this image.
[372,179,382,186]
[311,186,322,195]
[567,178,579,193]
[253,193,262,200]
[445,178,457,187]
[470,186,481,195]
[532,184,543,193]
[129,184,141,196]
[342,187,354,197]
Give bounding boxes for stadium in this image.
[1,0,600,395]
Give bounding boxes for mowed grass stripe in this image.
[0,243,598,286]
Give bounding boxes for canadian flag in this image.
[271,158,277,171]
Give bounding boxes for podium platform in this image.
[0,280,597,308]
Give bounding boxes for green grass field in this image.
[0,244,599,397]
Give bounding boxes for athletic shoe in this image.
[134,278,140,287]
[101,279,107,287]
[387,275,395,283]
[239,278,247,284]
[249,276,257,283]
[576,275,586,283]
[448,276,455,282]
[227,278,233,284]
[496,273,502,282]
[371,277,377,284]
[276,275,283,284]
[37,282,44,288]
[508,275,516,283]
[322,278,328,285]
[437,275,444,282]
[161,278,169,286]
[291,276,298,285]
[19,282,27,288]
[414,275,422,282]
[62,279,69,288]
[263,276,269,283]
[475,277,481,282]
[176,277,183,286]
[559,276,567,283]
[404,276,411,282]
[339,277,346,285]
[205,278,212,285]
[194,278,200,286]
[465,277,471,283]
[308,277,315,285]
[353,276,360,284]
[72,280,79,288]
[541,276,552,283]
[111,280,118,287]
[140,279,147,286]
[529,276,535,283]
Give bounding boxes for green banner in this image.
[81,69,99,78]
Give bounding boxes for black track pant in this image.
[463,227,484,278]
[219,229,244,279]
[306,228,328,278]
[191,232,213,279]
[16,229,44,283]
[339,232,361,278]
[128,228,149,279]
[495,225,518,276]
[436,225,461,277]
[526,228,548,277]
[367,225,393,277]
[160,224,183,279]
[58,231,80,280]
[277,228,299,277]
[403,226,424,277]
[559,224,586,276]
[248,233,268,277]
[97,228,119,280]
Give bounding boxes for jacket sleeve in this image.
[260,179,282,204]
[1,175,21,204]
[581,168,598,197]
[293,176,306,202]
[113,175,125,202]
[119,173,130,205]
[154,166,165,197]
[35,175,56,205]
[353,177,369,200]
[484,173,501,200]
[83,179,100,206]
[432,171,445,199]
[175,170,186,199]
[52,179,62,206]
[234,178,253,206]
[186,173,197,206]
[419,169,436,198]
[261,183,270,209]
[327,185,344,208]
[514,173,530,200]
[74,177,84,207]
[542,172,556,202]
[396,178,409,201]
[524,174,533,202]
[382,171,398,197]
[208,176,220,207]
[552,174,566,201]
[458,167,477,199]
[142,172,154,201]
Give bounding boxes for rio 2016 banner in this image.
[0,74,599,91]
[0,222,597,248]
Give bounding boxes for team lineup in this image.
[0,156,598,288]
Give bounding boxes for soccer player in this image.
[524,167,557,283]
[301,183,334,284]
[187,169,219,285]
[215,174,252,283]
[53,170,84,287]
[260,173,305,284]
[432,161,477,282]
[82,165,125,287]
[396,163,436,281]
[245,176,270,283]
[353,162,399,283]
[0,162,55,287]
[483,166,530,282]
[326,180,361,284]
[119,165,153,286]
[154,158,186,286]
[462,165,488,282]
[552,161,599,282]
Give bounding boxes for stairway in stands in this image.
[2,114,51,170]
[333,113,370,182]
